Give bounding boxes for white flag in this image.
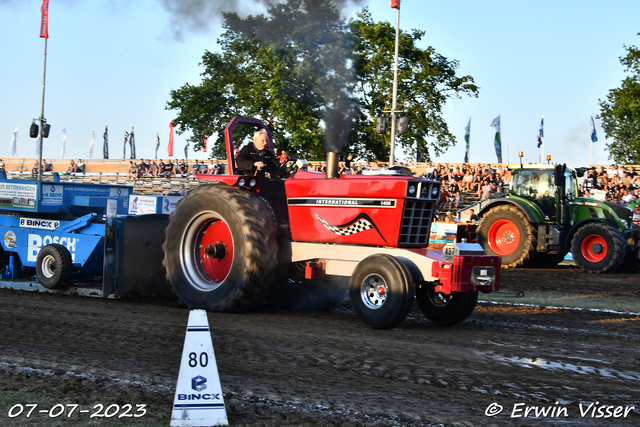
[490,115,501,132]
[35,135,41,158]
[61,127,67,158]
[89,127,95,159]
[10,127,18,158]
[490,115,502,163]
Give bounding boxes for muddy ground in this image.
[1,267,640,426]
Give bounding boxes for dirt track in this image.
[1,268,640,426]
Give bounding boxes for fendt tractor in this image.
[162,117,501,329]
[475,162,640,273]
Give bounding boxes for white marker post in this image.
[170,310,228,426]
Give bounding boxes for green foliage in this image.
[348,9,478,161]
[166,1,478,162]
[598,34,640,164]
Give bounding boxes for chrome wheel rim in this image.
[360,273,388,310]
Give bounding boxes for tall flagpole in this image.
[37,37,47,183]
[37,0,50,183]
[591,115,595,166]
[540,115,544,162]
[389,1,401,166]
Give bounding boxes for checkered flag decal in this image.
[316,213,373,236]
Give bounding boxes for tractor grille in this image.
[399,199,436,246]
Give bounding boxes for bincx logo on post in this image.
[191,376,207,392]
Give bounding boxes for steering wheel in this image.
[278,157,298,178]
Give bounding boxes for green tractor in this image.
[476,164,640,273]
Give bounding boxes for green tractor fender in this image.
[478,198,546,224]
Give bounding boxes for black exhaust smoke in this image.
[159,0,367,40]
[158,0,360,162]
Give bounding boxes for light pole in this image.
[388,1,401,166]
[37,36,48,183]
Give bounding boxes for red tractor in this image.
[163,117,501,328]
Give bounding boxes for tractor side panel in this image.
[286,175,407,246]
[569,198,631,231]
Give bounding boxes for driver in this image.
[533,172,551,198]
[235,129,281,177]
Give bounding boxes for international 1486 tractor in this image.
[476,163,640,273]
[163,117,501,329]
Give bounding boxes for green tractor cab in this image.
[476,164,639,273]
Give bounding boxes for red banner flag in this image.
[203,134,207,153]
[390,0,400,9]
[40,0,49,38]
[168,121,174,157]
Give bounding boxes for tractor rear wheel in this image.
[571,222,625,273]
[349,254,414,329]
[163,184,277,312]
[416,284,478,326]
[36,243,72,289]
[477,205,538,268]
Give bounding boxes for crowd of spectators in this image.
[126,159,225,178]
[307,156,364,175]
[581,165,640,224]
[419,162,509,212]
[581,165,640,206]
[32,159,56,175]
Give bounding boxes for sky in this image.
[0,0,638,166]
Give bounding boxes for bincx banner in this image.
[19,217,60,231]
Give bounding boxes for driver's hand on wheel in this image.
[254,161,265,170]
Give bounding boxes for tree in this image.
[347,9,478,162]
[598,34,640,164]
[166,1,478,162]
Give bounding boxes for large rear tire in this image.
[571,222,625,273]
[36,243,73,289]
[349,254,414,329]
[163,184,277,312]
[477,205,538,268]
[416,284,478,326]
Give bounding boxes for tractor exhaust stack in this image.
[326,151,340,179]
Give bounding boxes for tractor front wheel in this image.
[477,205,537,268]
[416,285,478,326]
[163,184,277,312]
[349,254,414,329]
[571,222,625,273]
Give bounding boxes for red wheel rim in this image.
[199,219,234,283]
[487,219,520,256]
[580,234,607,263]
